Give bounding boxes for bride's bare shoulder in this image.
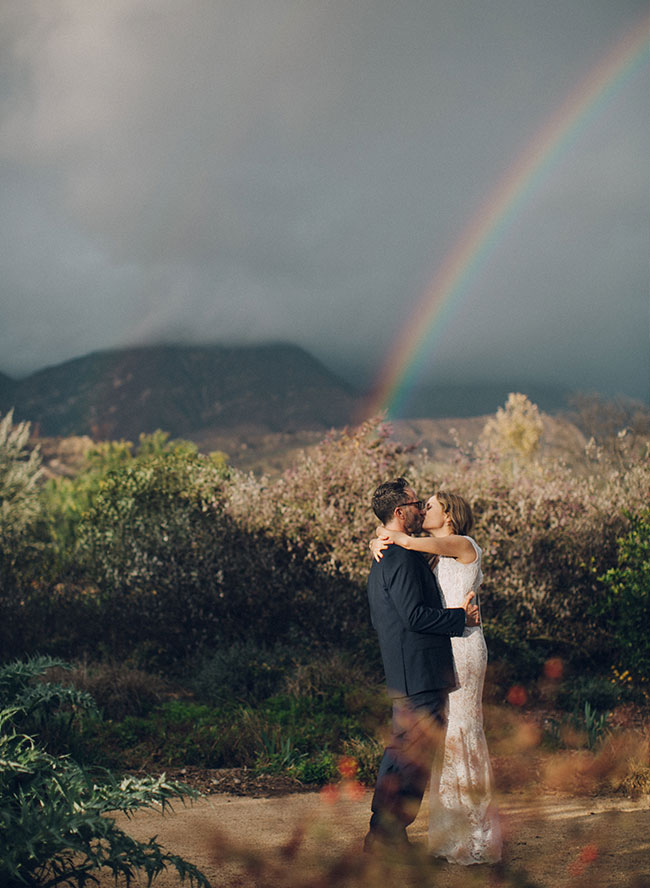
[455,535,479,564]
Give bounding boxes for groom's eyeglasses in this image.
[399,500,424,510]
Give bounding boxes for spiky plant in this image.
[0,656,210,888]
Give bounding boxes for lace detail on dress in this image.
[429,537,502,865]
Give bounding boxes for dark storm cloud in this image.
[1,0,648,401]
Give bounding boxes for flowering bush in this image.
[2,402,649,675]
[409,412,650,668]
[480,392,544,459]
[223,417,413,583]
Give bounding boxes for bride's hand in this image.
[377,526,410,548]
[462,591,480,626]
[369,537,390,562]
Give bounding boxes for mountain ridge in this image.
[0,342,580,444]
[1,343,358,440]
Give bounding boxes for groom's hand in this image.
[462,591,480,626]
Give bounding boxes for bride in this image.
[371,491,502,865]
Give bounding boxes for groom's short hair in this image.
[372,477,411,524]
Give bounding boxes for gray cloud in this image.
[1,0,648,404]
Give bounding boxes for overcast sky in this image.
[1,0,648,405]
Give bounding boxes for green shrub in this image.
[190,641,296,705]
[556,674,625,713]
[95,701,234,769]
[52,659,171,720]
[0,411,42,534]
[342,735,384,785]
[542,701,612,751]
[0,656,99,757]
[597,509,650,681]
[290,750,338,784]
[86,650,390,777]
[74,447,229,654]
[0,728,209,888]
[255,730,309,774]
[62,443,366,662]
[0,657,209,888]
[482,617,546,685]
[282,650,380,699]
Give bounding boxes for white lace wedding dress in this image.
[428,537,502,864]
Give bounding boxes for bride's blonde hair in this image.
[435,491,474,536]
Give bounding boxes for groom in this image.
[364,478,479,854]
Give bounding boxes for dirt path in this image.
[98,787,650,887]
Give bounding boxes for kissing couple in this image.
[364,477,502,865]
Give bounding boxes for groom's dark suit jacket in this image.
[368,545,466,697]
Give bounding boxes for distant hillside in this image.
[0,371,17,413]
[1,341,583,446]
[399,382,571,418]
[6,344,360,440]
[32,412,588,480]
[389,414,587,463]
[187,412,587,475]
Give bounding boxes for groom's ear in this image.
[392,505,406,527]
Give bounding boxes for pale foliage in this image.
[413,400,650,650]
[0,410,42,538]
[481,392,544,459]
[223,418,413,583]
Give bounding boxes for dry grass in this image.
[51,660,172,719]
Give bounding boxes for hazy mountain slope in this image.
[2,341,580,444]
[9,344,359,439]
[0,371,17,414]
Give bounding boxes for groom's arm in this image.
[384,551,466,636]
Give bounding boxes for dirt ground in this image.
[96,781,650,888]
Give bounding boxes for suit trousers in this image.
[369,689,448,839]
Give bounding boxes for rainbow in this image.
[363,12,649,420]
